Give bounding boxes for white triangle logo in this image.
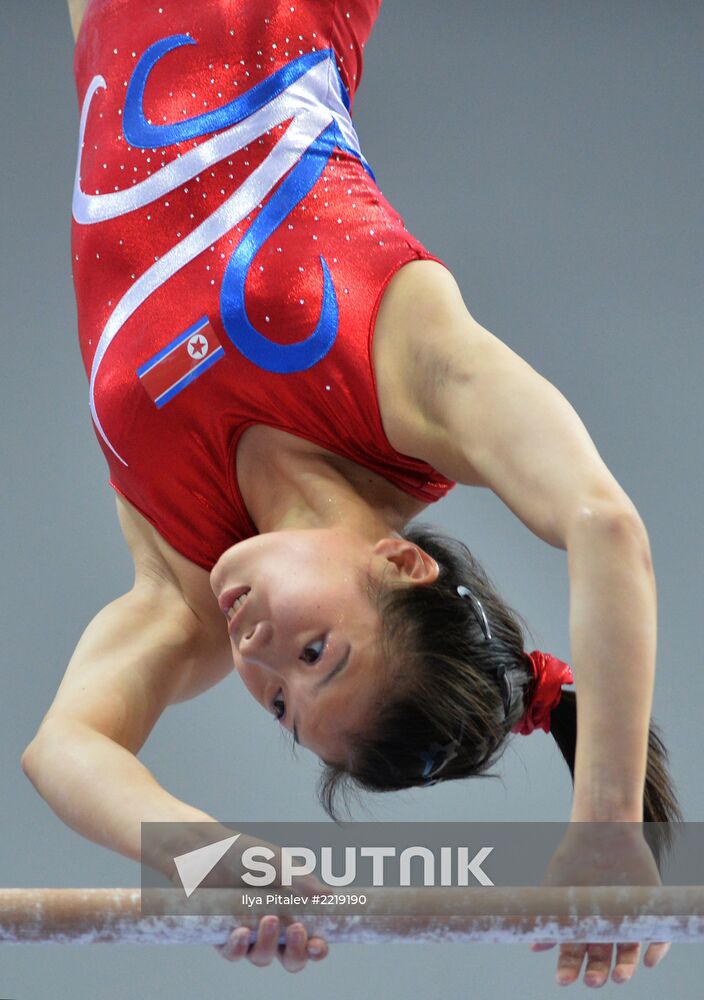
[173,834,241,898]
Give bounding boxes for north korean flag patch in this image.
[137,316,224,408]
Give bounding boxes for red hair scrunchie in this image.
[510,650,574,736]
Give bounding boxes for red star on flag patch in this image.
[137,316,224,408]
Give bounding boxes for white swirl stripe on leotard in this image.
[73,47,365,467]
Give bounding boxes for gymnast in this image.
[23,0,681,985]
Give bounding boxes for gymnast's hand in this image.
[214,912,329,971]
[529,822,670,987]
[163,840,329,971]
[214,875,329,972]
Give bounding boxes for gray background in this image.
[1,0,702,996]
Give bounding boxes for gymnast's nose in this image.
[238,620,276,665]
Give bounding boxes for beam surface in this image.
[1,888,704,944]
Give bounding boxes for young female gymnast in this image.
[24,0,681,984]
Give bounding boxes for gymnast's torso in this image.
[71,0,465,629]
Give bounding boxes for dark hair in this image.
[317,522,683,860]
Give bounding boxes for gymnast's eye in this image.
[272,637,327,720]
[301,636,327,664]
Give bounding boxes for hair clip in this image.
[456,584,512,716]
[418,585,513,786]
[456,585,492,640]
[419,722,465,784]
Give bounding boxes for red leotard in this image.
[72,0,456,569]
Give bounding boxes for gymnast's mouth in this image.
[226,592,253,641]
[218,586,251,618]
[226,591,250,621]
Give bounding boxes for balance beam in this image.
[1,887,704,944]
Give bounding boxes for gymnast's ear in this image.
[371,537,440,586]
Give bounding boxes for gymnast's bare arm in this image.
[395,262,655,824]
[20,504,329,967]
[20,571,232,872]
[67,0,88,41]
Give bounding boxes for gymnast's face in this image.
[210,528,439,763]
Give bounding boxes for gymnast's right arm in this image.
[19,586,225,878]
[20,587,330,968]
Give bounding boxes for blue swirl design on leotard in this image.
[75,34,373,463]
[121,35,366,375]
[123,36,331,149]
[219,119,340,372]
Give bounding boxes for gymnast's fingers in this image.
[580,941,615,988]
[245,915,282,967]
[214,925,255,962]
[306,935,329,962]
[643,940,671,968]
[610,941,641,984]
[276,921,313,973]
[554,941,590,986]
[215,916,281,966]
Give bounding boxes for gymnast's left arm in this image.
[414,294,672,981]
[411,277,655,825]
